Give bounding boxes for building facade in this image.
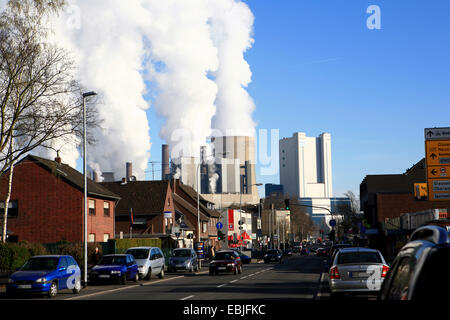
[0,155,119,243]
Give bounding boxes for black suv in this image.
[378,225,450,301]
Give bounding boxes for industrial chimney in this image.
[162,144,170,180]
[126,162,132,182]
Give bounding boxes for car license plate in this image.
[99,275,110,279]
[218,267,226,270]
[350,272,368,278]
[176,265,184,268]
[17,284,32,289]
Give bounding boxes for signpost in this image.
[425,128,450,201]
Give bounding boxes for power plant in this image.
[166,136,260,207]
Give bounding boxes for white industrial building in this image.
[279,132,347,234]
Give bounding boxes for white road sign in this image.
[425,127,450,140]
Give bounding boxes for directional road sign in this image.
[425,129,450,201]
[216,222,223,230]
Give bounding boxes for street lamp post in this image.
[82,91,96,288]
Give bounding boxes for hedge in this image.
[114,238,161,253]
[0,242,49,272]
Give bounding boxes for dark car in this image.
[209,250,242,275]
[6,255,82,298]
[283,248,292,257]
[316,247,328,256]
[379,225,450,301]
[168,248,199,272]
[264,249,283,263]
[89,254,139,285]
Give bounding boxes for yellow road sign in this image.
[427,178,450,201]
[425,140,450,166]
[427,165,450,178]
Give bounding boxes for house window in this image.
[103,234,110,242]
[88,234,95,242]
[103,201,110,217]
[89,199,96,216]
[0,200,18,218]
[202,223,207,233]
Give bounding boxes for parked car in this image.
[264,249,283,264]
[316,247,328,256]
[89,254,139,284]
[283,248,293,257]
[6,255,82,298]
[125,247,165,280]
[328,247,389,299]
[168,248,199,273]
[230,248,252,264]
[308,247,317,255]
[300,247,309,255]
[378,225,450,301]
[209,250,242,275]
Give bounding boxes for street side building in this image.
[100,180,175,237]
[0,155,120,243]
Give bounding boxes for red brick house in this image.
[0,155,120,243]
[100,180,175,237]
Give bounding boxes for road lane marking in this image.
[217,283,226,288]
[65,275,186,300]
[240,276,247,280]
[229,279,238,283]
[180,295,195,300]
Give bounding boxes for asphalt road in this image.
[0,254,330,300]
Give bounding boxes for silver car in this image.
[125,247,165,280]
[168,248,199,273]
[328,247,389,298]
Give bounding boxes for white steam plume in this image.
[1,0,256,179]
[209,0,256,138]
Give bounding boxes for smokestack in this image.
[126,162,132,182]
[162,144,170,180]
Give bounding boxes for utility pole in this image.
[148,161,161,180]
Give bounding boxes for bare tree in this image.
[0,0,99,242]
[336,191,361,237]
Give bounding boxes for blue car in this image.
[6,255,82,298]
[89,254,139,285]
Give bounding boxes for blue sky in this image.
[144,0,450,198]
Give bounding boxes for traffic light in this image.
[217,230,224,241]
[284,199,290,210]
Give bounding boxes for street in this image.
[0,254,344,301]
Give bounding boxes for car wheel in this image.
[195,264,199,272]
[121,274,127,285]
[233,267,237,275]
[158,267,164,279]
[72,278,81,294]
[189,264,194,273]
[133,272,139,283]
[238,265,242,274]
[48,281,58,298]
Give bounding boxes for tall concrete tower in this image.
[279,132,333,198]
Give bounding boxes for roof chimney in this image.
[93,171,100,183]
[126,162,132,182]
[121,177,127,185]
[55,151,62,164]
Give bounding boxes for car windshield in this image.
[21,257,59,271]
[98,256,126,265]
[126,249,149,260]
[173,250,191,257]
[214,252,234,260]
[267,250,279,254]
[338,252,382,264]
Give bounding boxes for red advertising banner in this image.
[228,209,234,231]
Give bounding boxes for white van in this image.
[125,247,165,280]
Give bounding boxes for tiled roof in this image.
[23,155,120,200]
[100,180,169,217]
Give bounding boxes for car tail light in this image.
[381,265,389,278]
[330,266,340,279]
